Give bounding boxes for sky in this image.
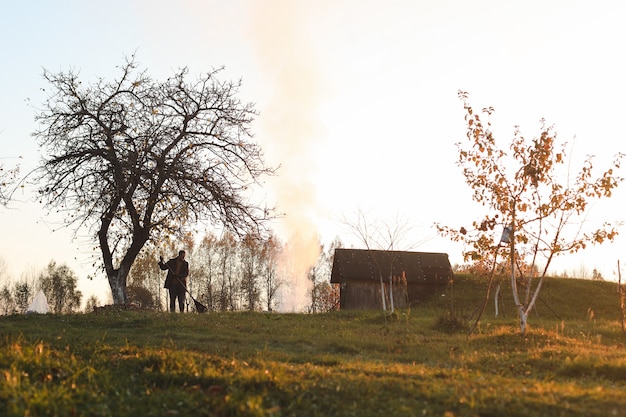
[1,0,626,308]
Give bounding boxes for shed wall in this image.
[339,280,445,310]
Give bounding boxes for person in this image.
[159,250,189,312]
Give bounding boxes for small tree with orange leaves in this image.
[438,91,624,334]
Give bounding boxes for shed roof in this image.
[330,248,452,284]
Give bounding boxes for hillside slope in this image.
[442,274,621,322]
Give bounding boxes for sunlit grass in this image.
[0,276,624,416]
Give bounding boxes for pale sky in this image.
[1,0,626,305]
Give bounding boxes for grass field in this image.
[0,275,625,416]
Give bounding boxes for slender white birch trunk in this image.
[494,282,501,317]
[389,275,395,313]
[380,275,386,311]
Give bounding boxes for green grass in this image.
[0,276,625,416]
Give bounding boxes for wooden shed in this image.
[330,248,453,310]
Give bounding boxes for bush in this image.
[127,286,159,310]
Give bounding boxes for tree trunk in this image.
[379,275,386,311]
[617,259,626,333]
[494,282,501,317]
[388,275,395,313]
[519,306,528,334]
[108,264,131,305]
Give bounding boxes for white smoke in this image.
[248,1,325,311]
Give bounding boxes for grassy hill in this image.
[0,275,624,416]
[443,274,622,321]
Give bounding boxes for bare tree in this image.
[0,156,20,207]
[240,233,261,311]
[342,209,415,313]
[307,241,327,313]
[260,234,282,312]
[215,232,239,311]
[32,56,276,304]
[0,257,9,283]
[308,239,341,313]
[193,233,219,311]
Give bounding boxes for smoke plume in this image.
[248,1,324,311]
